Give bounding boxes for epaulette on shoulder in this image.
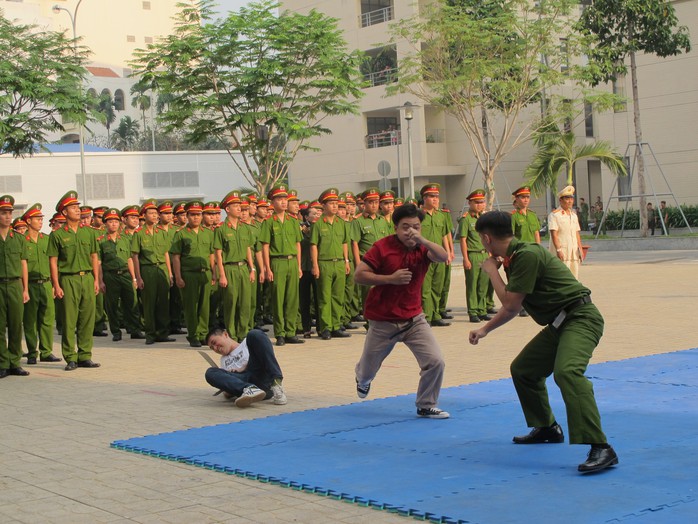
[134,226,143,233]
[510,209,516,214]
[97,234,105,241]
[552,208,562,214]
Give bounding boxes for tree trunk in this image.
[630,50,648,237]
[481,105,496,210]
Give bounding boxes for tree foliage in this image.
[388,0,614,208]
[110,116,140,151]
[131,0,364,194]
[0,10,92,156]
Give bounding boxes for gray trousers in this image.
[355,313,445,409]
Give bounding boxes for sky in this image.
[212,0,256,15]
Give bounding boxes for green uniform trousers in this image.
[209,281,223,330]
[24,280,55,359]
[439,263,452,315]
[421,262,446,322]
[140,264,170,341]
[0,280,24,369]
[181,270,212,344]
[94,291,107,333]
[103,271,141,336]
[55,296,64,335]
[510,304,607,445]
[59,273,95,363]
[341,262,356,326]
[317,260,346,333]
[221,264,251,342]
[270,257,299,338]
[465,251,489,316]
[169,285,184,332]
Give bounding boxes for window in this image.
[359,1,393,28]
[100,88,112,99]
[560,39,569,74]
[127,35,136,43]
[361,46,398,88]
[142,1,151,9]
[142,171,200,189]
[584,102,594,138]
[76,173,125,200]
[0,176,22,192]
[114,89,125,111]
[365,116,400,149]
[86,88,97,99]
[144,36,153,44]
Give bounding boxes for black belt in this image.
[114,269,129,275]
[468,250,486,254]
[183,268,210,273]
[271,255,294,259]
[319,258,343,262]
[224,261,247,266]
[551,295,592,329]
[29,278,49,284]
[61,271,89,276]
[140,263,165,267]
[0,277,20,283]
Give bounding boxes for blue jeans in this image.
[204,330,283,397]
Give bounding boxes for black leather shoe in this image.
[93,331,108,337]
[130,331,145,340]
[262,316,273,325]
[9,367,30,376]
[27,357,38,365]
[478,314,494,321]
[431,319,451,327]
[469,316,481,323]
[343,323,358,330]
[519,310,529,317]
[331,330,351,338]
[303,331,312,339]
[285,336,305,344]
[487,308,499,315]
[439,312,454,320]
[352,314,365,322]
[112,332,122,341]
[578,446,619,473]
[276,337,285,346]
[145,338,155,345]
[169,328,186,335]
[40,354,62,363]
[513,423,565,444]
[320,330,331,340]
[0,369,7,379]
[65,361,78,371]
[155,337,176,342]
[77,360,101,368]
[189,341,202,348]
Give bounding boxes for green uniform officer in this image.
[469,210,618,474]
[215,191,256,342]
[47,191,101,371]
[458,189,490,323]
[310,188,351,340]
[339,193,360,327]
[157,200,185,335]
[22,204,60,365]
[260,184,304,346]
[0,195,30,378]
[81,206,108,337]
[419,183,451,327]
[253,197,272,327]
[351,188,391,316]
[438,207,455,320]
[98,208,144,341]
[203,201,224,330]
[170,201,215,347]
[132,200,173,345]
[511,186,541,243]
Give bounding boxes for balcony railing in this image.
[364,67,398,88]
[359,6,393,28]
[366,130,401,149]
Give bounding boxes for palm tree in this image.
[130,81,152,130]
[96,93,117,134]
[111,116,140,151]
[524,125,627,197]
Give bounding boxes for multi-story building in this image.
[281,0,698,218]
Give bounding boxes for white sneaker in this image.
[417,407,450,419]
[234,386,266,408]
[271,384,287,405]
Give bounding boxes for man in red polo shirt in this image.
[353,203,450,419]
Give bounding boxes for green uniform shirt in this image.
[214,220,253,263]
[300,222,313,271]
[421,209,447,244]
[98,233,132,271]
[131,226,169,265]
[504,238,590,326]
[22,233,50,280]
[310,216,348,259]
[47,224,97,273]
[259,213,302,255]
[170,226,214,271]
[351,214,391,255]
[0,230,26,278]
[511,209,541,243]
[458,213,485,252]
[249,220,264,253]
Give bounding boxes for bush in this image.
[602,204,698,230]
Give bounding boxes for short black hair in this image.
[392,203,425,226]
[299,208,310,220]
[205,326,227,344]
[475,211,514,239]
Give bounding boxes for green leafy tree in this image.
[95,93,116,134]
[111,116,140,151]
[388,0,614,209]
[0,10,91,156]
[131,0,364,194]
[130,80,152,131]
[578,0,690,236]
[525,124,627,196]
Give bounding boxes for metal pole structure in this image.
[404,102,414,199]
[395,129,401,198]
[54,1,87,203]
[150,90,156,151]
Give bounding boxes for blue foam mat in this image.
[113,349,698,523]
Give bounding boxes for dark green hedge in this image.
[601,204,698,230]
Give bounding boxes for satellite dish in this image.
[377,160,391,178]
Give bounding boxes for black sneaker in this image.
[356,379,371,399]
[417,407,450,419]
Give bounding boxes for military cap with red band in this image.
[267,183,289,200]
[512,186,531,198]
[298,200,310,211]
[319,187,339,203]
[420,183,440,197]
[0,194,15,211]
[310,200,323,210]
[93,206,108,218]
[362,187,380,201]
[240,197,250,209]
[287,189,299,202]
[394,197,405,207]
[103,208,121,221]
[342,191,356,203]
[52,212,66,223]
[23,203,43,220]
[55,191,79,213]
[121,205,140,217]
[467,189,486,201]
[256,197,270,208]
[245,193,258,204]
[174,202,186,215]
[337,197,347,208]
[221,191,242,208]
[140,199,158,214]
[12,217,27,230]
[185,200,204,213]
[158,200,174,213]
[380,190,396,202]
[203,201,221,213]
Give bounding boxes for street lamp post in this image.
[402,102,415,199]
[53,1,87,204]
